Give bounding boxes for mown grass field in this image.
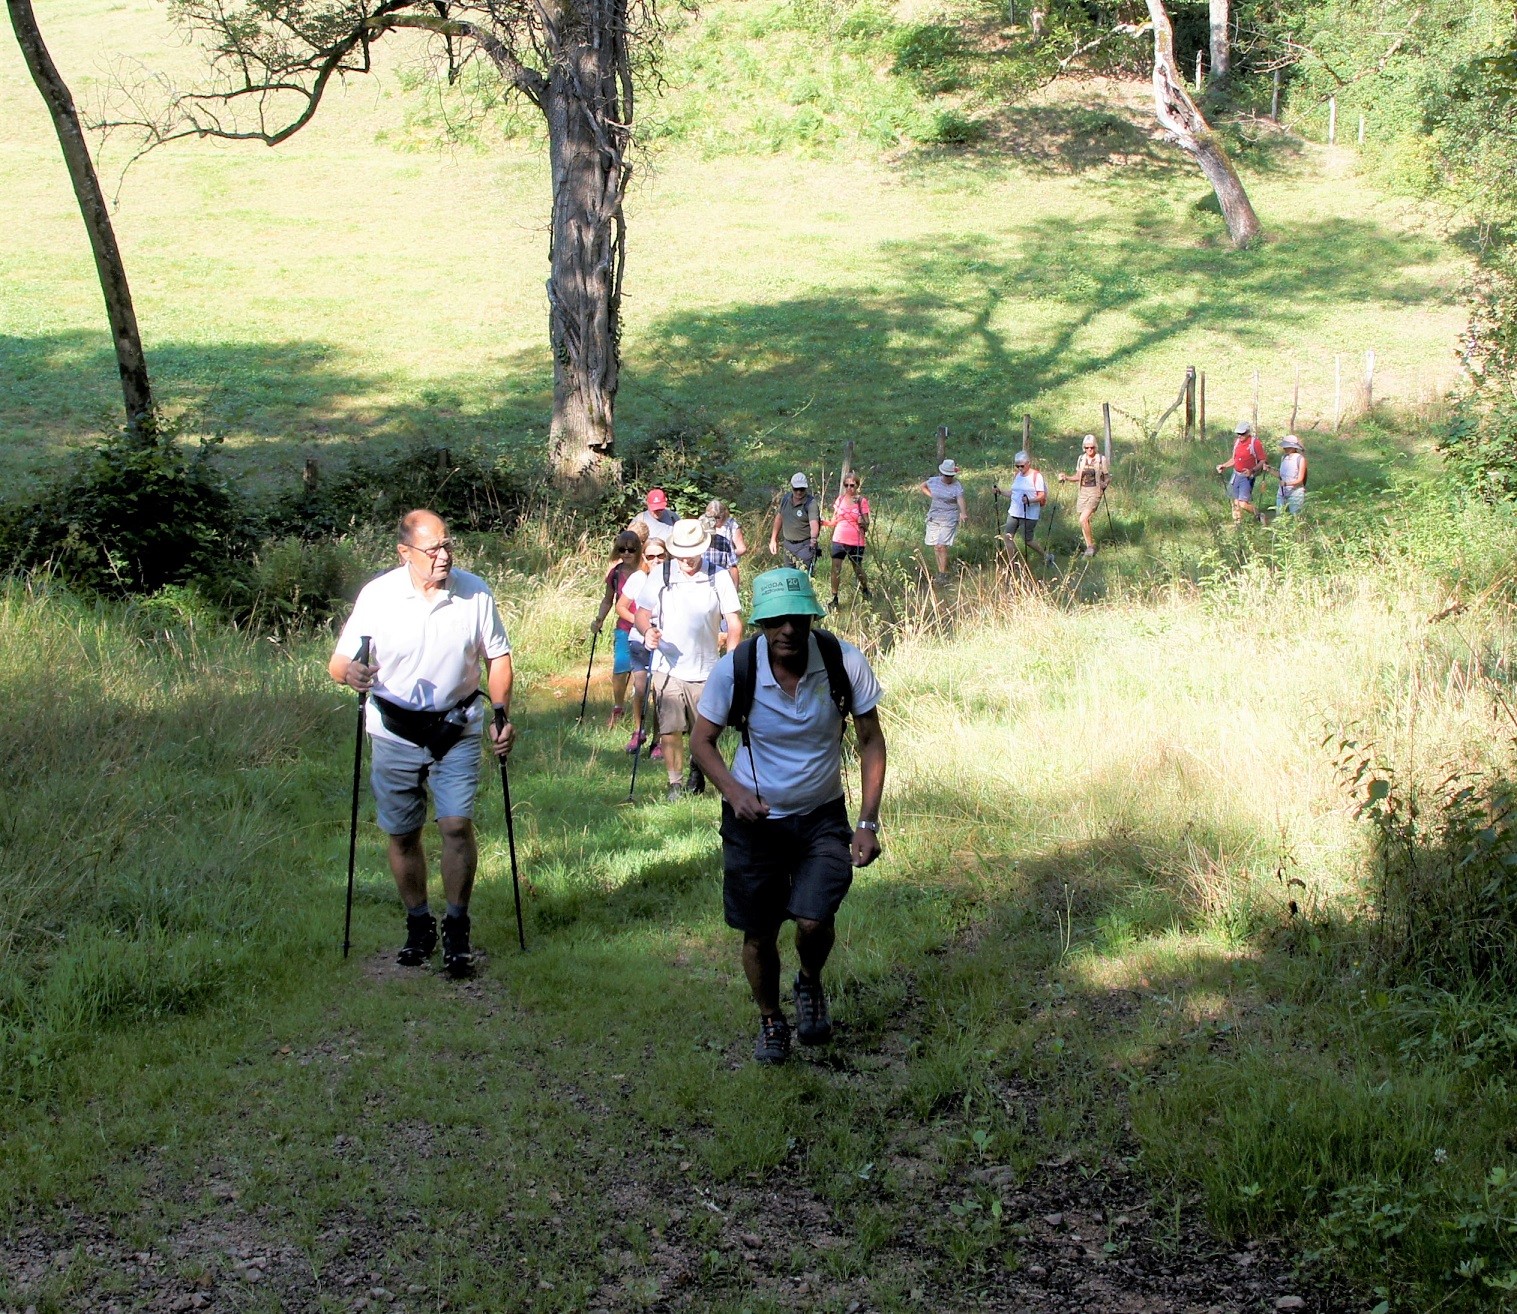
[5,0,1517,1309]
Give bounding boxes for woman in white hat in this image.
[919,458,967,584]
[1056,435,1108,558]
[1275,435,1307,516]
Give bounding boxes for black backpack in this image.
[729,628,853,746]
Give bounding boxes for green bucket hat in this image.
[749,568,826,624]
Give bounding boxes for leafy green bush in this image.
[0,425,254,595]
[267,442,534,541]
[1334,736,1517,990]
[920,108,990,146]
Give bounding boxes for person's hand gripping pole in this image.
[342,635,372,959]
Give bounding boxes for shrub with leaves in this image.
[0,425,254,595]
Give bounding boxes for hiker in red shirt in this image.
[1216,421,1270,525]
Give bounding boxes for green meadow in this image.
[3,0,1515,1310]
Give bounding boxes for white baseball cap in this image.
[790,472,809,489]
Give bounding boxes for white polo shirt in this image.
[334,566,511,745]
[635,564,741,682]
[698,633,882,818]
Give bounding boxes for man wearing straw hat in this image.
[690,568,887,1065]
[634,518,743,802]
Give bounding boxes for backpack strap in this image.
[812,629,853,729]
[730,635,760,745]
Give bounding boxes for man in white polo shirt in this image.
[329,509,515,977]
[690,568,887,1065]
[634,518,743,802]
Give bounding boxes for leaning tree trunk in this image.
[543,0,631,496]
[7,0,155,436]
[1208,0,1229,79]
[1145,0,1260,249]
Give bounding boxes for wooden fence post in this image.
[1195,49,1204,91]
[936,425,948,462]
[1022,413,1031,457]
[1328,97,1337,144]
[1290,365,1300,433]
[843,439,855,480]
[1199,371,1207,441]
[1333,355,1343,432]
[1251,370,1260,435]
[1102,401,1113,452]
[1271,70,1281,121]
[1184,365,1196,440]
[1364,349,1375,412]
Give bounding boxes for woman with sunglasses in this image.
[1055,435,1108,558]
[993,450,1046,558]
[616,537,666,755]
[593,531,643,729]
[822,473,872,611]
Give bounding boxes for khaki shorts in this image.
[1077,485,1104,518]
[654,673,706,736]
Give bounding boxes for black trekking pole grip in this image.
[494,705,527,952]
[576,628,598,724]
[342,635,372,960]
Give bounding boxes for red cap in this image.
[646,489,668,511]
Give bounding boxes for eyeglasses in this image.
[406,539,454,560]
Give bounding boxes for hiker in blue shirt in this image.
[690,568,888,1066]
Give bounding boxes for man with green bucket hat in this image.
[691,568,887,1065]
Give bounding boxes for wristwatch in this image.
[856,819,880,833]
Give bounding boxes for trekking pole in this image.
[342,635,372,960]
[625,675,655,803]
[575,628,599,724]
[493,706,527,952]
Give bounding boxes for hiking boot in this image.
[685,763,706,795]
[793,973,833,1046]
[608,704,624,729]
[828,595,840,613]
[441,912,474,979]
[1083,546,1096,558]
[754,1013,792,1065]
[932,572,948,586]
[665,781,686,803]
[397,912,437,967]
[625,729,646,755]
[650,743,664,761]
[860,586,871,601]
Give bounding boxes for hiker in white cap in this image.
[919,458,966,584]
[634,519,743,802]
[1216,421,1269,525]
[994,450,1047,557]
[1056,435,1109,557]
[1275,435,1308,516]
[769,473,820,575]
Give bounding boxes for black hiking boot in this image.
[665,781,686,803]
[441,912,475,979]
[792,973,833,1046]
[397,912,438,967]
[685,763,706,795]
[754,1013,792,1065]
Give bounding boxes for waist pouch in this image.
[374,692,481,758]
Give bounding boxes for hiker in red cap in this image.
[629,489,678,543]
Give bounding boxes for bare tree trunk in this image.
[1208,0,1229,79]
[1145,0,1261,249]
[8,0,155,436]
[543,1,630,496]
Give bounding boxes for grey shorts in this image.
[924,521,959,547]
[1005,516,1038,546]
[781,540,818,573]
[654,673,706,736]
[370,732,482,835]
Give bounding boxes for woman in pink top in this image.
[822,472,872,611]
